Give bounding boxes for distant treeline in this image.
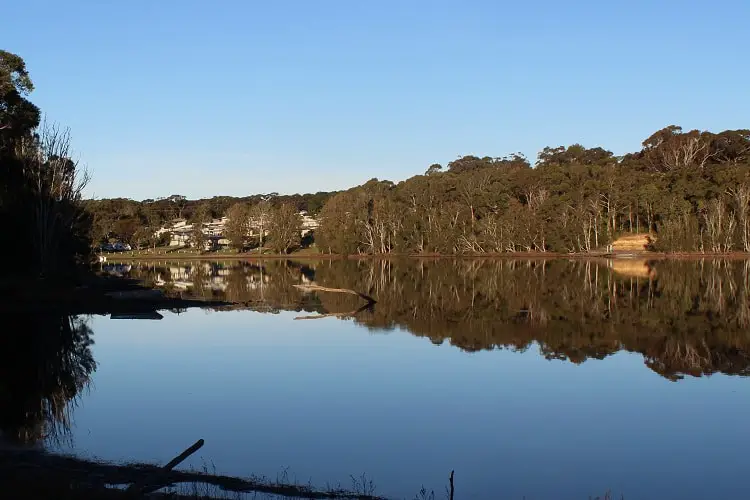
[91,126,750,255]
[315,128,750,254]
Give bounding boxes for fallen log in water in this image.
[295,303,374,321]
[293,284,377,304]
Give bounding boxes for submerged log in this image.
[295,312,359,320]
[293,284,376,304]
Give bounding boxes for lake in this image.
[8,258,750,499]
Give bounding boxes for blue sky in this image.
[4,1,749,200]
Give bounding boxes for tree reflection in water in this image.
[0,315,95,445]
[113,258,750,380]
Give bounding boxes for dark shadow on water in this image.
[0,314,95,446]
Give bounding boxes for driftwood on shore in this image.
[293,284,377,304]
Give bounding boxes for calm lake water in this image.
[16,259,750,498]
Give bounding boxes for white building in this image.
[154,211,319,249]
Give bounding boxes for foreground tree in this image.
[1,50,91,278]
[0,49,40,137]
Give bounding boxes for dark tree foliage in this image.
[0,49,40,138]
[0,50,91,279]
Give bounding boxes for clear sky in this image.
[4,1,749,200]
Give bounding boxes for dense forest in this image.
[316,131,750,254]
[115,258,750,381]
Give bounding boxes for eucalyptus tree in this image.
[224,202,250,251]
[268,203,302,254]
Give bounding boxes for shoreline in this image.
[0,446,389,500]
[101,250,750,262]
[0,275,230,315]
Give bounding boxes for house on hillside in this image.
[154,212,319,249]
[168,224,193,247]
[300,211,319,236]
